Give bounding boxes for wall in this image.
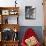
[18,0,44,26]
[0,0,44,26]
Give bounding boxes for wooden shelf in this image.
[0,40,19,46]
[0,7,20,46]
[0,24,20,32]
[0,7,19,10]
[2,40,19,42]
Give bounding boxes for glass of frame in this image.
[25,6,36,19]
[9,10,18,15]
[2,10,9,15]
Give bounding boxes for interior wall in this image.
[0,0,44,26]
[18,0,44,26]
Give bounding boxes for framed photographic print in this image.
[9,10,18,15]
[2,10,9,15]
[25,6,36,19]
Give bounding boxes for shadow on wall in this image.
[18,26,44,44]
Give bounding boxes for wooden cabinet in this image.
[0,7,20,46]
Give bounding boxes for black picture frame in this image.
[25,6,36,19]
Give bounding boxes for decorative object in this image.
[14,28,17,32]
[9,10,18,15]
[15,0,17,7]
[13,32,18,41]
[25,6,36,19]
[2,10,9,15]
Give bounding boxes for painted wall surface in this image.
[0,0,44,26]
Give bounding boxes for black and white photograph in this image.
[25,6,36,19]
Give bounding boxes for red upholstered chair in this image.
[21,28,41,46]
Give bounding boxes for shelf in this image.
[0,7,19,10]
[0,24,20,32]
[2,40,19,43]
[1,14,19,16]
[0,7,19,46]
[0,7,19,16]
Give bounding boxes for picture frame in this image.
[25,6,36,19]
[2,10,9,15]
[9,10,18,15]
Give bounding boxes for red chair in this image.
[21,28,41,46]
